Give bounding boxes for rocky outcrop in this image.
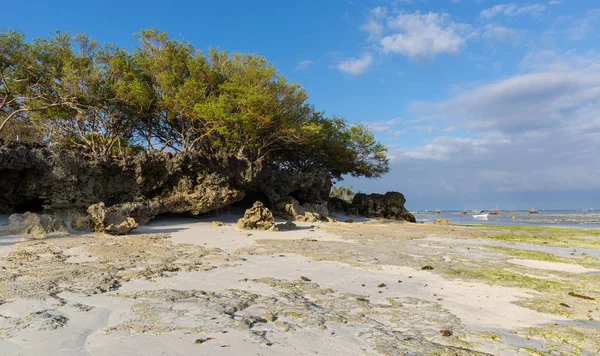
[4,212,67,237]
[236,201,276,231]
[252,167,332,206]
[433,218,452,225]
[0,143,332,220]
[87,202,139,235]
[328,197,353,214]
[276,196,328,222]
[70,214,93,232]
[352,192,416,222]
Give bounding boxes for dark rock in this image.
[276,221,297,231]
[87,202,139,235]
[4,212,67,237]
[328,197,353,213]
[351,192,416,222]
[236,201,276,231]
[0,143,331,218]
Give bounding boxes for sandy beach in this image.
[0,215,599,355]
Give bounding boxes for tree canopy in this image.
[0,29,389,180]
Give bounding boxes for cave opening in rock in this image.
[288,190,307,204]
[229,190,271,213]
[14,198,45,213]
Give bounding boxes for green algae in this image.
[483,245,600,269]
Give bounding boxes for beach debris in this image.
[559,303,572,308]
[236,201,276,231]
[4,212,67,237]
[300,276,312,282]
[433,218,452,225]
[194,337,214,344]
[88,202,139,235]
[344,219,355,223]
[212,221,226,227]
[377,283,386,288]
[439,329,453,337]
[568,292,596,301]
[421,265,434,270]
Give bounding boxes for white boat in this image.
[473,213,489,219]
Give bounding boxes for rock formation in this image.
[0,143,332,222]
[236,201,276,231]
[328,192,416,223]
[433,218,452,225]
[276,196,328,222]
[87,202,139,235]
[3,212,67,237]
[352,192,416,222]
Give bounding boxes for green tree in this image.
[0,31,79,139]
[32,33,153,157]
[329,186,357,202]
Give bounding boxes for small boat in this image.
[435,208,441,214]
[473,213,489,219]
[529,207,539,214]
[461,205,468,214]
[489,205,500,215]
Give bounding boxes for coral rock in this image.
[237,201,276,231]
[5,212,67,237]
[87,202,139,235]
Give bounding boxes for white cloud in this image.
[379,12,471,60]
[392,51,600,194]
[480,3,546,20]
[337,53,374,75]
[482,24,518,42]
[368,118,403,132]
[412,125,438,133]
[295,60,313,71]
[361,19,384,40]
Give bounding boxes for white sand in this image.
[0,216,586,355]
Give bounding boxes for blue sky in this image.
[4,0,600,210]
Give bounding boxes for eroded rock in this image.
[237,201,276,231]
[276,196,328,222]
[87,202,139,235]
[433,218,452,225]
[352,192,416,223]
[4,212,67,237]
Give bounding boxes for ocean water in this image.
[412,210,600,228]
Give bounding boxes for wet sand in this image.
[0,214,599,355]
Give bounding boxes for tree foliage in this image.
[0,29,389,179]
[329,185,359,202]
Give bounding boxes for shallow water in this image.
[413,210,600,228]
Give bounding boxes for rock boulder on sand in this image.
[276,196,328,222]
[5,212,67,237]
[87,202,139,235]
[433,218,452,225]
[352,192,416,223]
[237,201,276,231]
